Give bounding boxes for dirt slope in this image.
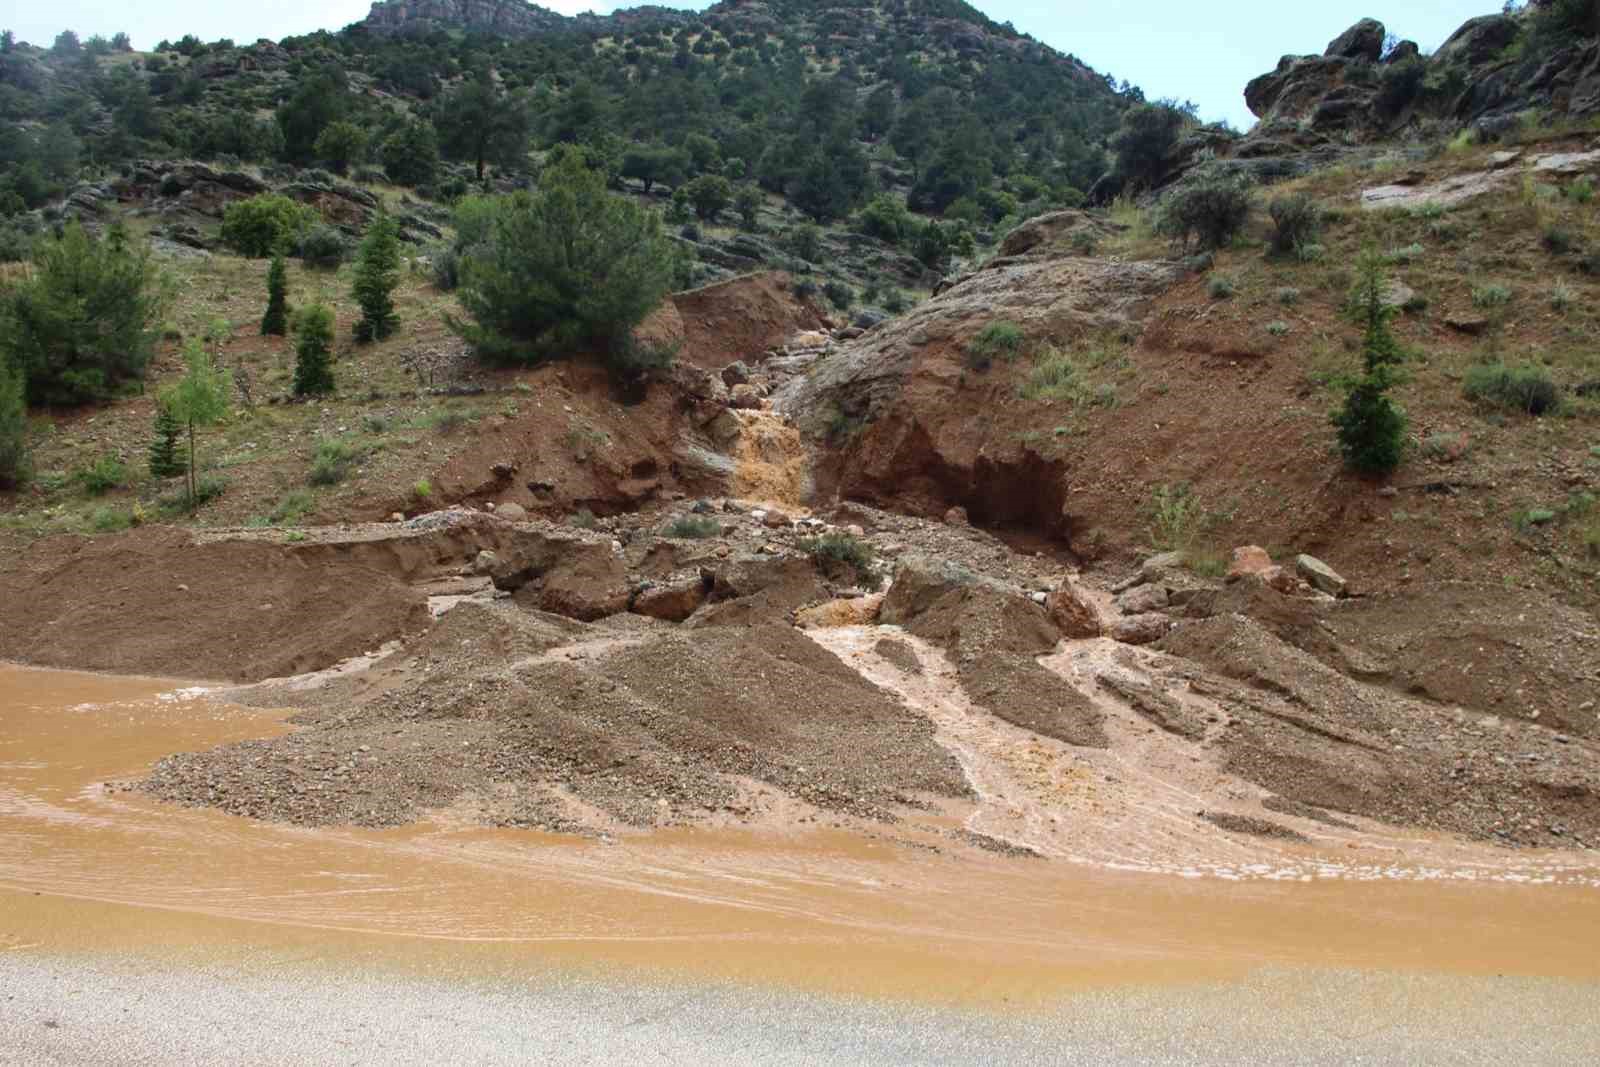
[0,528,428,681]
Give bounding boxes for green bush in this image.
[1267,194,1321,258]
[1156,174,1253,252]
[1463,362,1562,416]
[965,320,1026,371]
[664,514,720,539]
[0,354,27,489]
[381,120,439,188]
[1472,284,1513,309]
[220,194,315,257]
[1110,103,1189,189]
[90,506,132,533]
[1146,483,1205,552]
[352,214,401,344]
[1381,243,1424,265]
[76,454,127,496]
[308,437,357,485]
[1018,347,1085,403]
[0,223,160,405]
[1543,225,1578,254]
[1207,275,1236,299]
[800,533,879,589]
[268,489,315,525]
[684,173,732,221]
[788,224,823,262]
[823,279,854,311]
[292,304,336,397]
[298,225,348,270]
[448,155,677,382]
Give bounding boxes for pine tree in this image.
[351,214,400,344]
[260,253,289,336]
[293,304,336,397]
[0,354,29,489]
[147,402,184,479]
[1332,250,1408,475]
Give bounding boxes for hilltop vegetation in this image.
[0,1,1132,228]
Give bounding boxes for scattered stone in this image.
[1227,545,1275,582]
[1445,314,1491,336]
[762,510,792,529]
[496,502,528,521]
[1046,581,1103,638]
[1115,584,1169,615]
[472,550,499,576]
[944,506,970,527]
[632,577,709,623]
[1112,613,1172,646]
[729,384,764,410]
[721,361,751,387]
[1295,554,1347,597]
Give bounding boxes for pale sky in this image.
[7,1,1498,128]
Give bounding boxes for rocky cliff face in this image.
[1241,7,1600,153]
[363,0,693,37]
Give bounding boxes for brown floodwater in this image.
[4,663,1600,1005]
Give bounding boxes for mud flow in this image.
[5,663,1600,1002]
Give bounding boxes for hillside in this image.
[2,4,1600,864]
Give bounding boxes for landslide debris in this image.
[142,601,969,830]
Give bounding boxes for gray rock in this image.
[1295,554,1347,597]
[1325,18,1386,63]
[497,502,528,521]
[1116,584,1170,615]
[1112,613,1173,646]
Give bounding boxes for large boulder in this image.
[1325,18,1386,62]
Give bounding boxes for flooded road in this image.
[5,661,1600,1010]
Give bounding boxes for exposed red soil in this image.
[638,271,830,371]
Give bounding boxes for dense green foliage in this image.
[220,194,315,257]
[448,155,677,378]
[1267,193,1321,258]
[0,3,1133,237]
[0,352,27,488]
[1463,362,1562,416]
[261,253,289,336]
[0,223,160,405]
[147,403,185,479]
[351,213,400,343]
[299,224,347,270]
[1332,251,1408,476]
[382,119,440,186]
[1110,102,1191,190]
[1156,173,1254,252]
[292,304,336,396]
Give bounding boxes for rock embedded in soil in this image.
[1295,555,1347,598]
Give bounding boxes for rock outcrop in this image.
[777,211,1185,546]
[1241,9,1600,153]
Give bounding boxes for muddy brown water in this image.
[4,663,1600,1005]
